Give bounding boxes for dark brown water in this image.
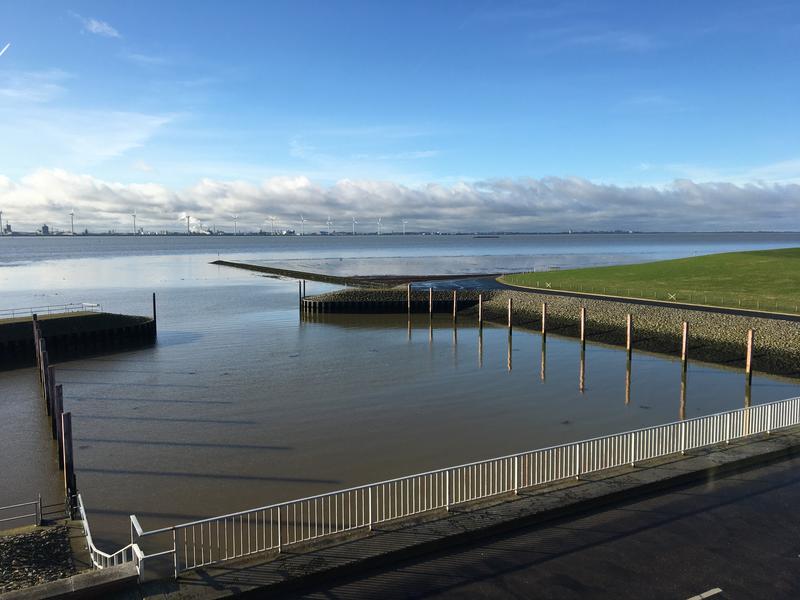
[2,235,799,552]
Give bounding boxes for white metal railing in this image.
[123,395,800,580]
[75,494,135,570]
[0,497,42,529]
[0,302,102,320]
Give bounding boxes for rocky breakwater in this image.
[0,526,76,592]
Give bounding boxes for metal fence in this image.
[0,302,102,320]
[76,494,136,569]
[0,497,42,529]
[121,395,800,580]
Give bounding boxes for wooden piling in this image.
[61,412,76,510]
[303,280,306,297]
[152,292,157,337]
[453,291,458,319]
[626,314,633,356]
[407,283,411,312]
[478,294,483,325]
[580,306,586,345]
[429,288,433,314]
[507,297,513,329]
[541,302,547,335]
[681,321,689,369]
[745,329,754,383]
[56,385,64,468]
[298,281,302,307]
[579,347,585,393]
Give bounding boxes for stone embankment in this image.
[307,288,800,377]
[0,526,76,593]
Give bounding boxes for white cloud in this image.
[76,15,121,38]
[1,169,798,233]
[0,69,71,103]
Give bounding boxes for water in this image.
[1,233,799,550]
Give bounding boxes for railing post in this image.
[513,456,519,494]
[767,403,773,434]
[445,470,450,512]
[277,506,282,553]
[575,444,581,480]
[173,529,178,579]
[368,487,373,531]
[680,421,686,455]
[725,412,731,444]
[630,431,636,466]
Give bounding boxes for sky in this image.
[0,0,799,233]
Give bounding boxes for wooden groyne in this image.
[0,299,157,370]
[300,288,480,314]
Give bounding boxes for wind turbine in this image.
[233,215,239,236]
[402,219,408,235]
[268,215,276,235]
[186,214,192,235]
[299,215,307,236]
[69,210,75,235]
[377,217,382,236]
[352,217,358,236]
[132,211,137,235]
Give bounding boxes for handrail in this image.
[0,497,42,528]
[0,303,102,319]
[76,494,137,571]
[126,394,800,580]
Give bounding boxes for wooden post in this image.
[541,302,547,335]
[478,294,483,325]
[507,330,512,371]
[681,321,689,369]
[152,292,157,337]
[62,412,76,511]
[452,291,457,319]
[56,385,64,468]
[626,314,633,357]
[745,329,754,383]
[507,297,513,329]
[303,280,306,297]
[407,283,411,312]
[579,347,585,393]
[625,357,632,405]
[580,306,586,345]
[429,288,433,314]
[47,365,56,416]
[298,281,302,308]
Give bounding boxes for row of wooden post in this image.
[32,316,76,515]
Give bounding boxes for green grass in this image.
[500,247,800,314]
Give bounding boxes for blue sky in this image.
[1,1,799,232]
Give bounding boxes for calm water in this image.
[1,233,799,551]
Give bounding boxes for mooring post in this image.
[407,283,411,313]
[452,290,457,320]
[478,294,483,326]
[681,321,689,369]
[507,330,513,372]
[47,365,56,417]
[62,412,76,513]
[625,358,632,405]
[56,385,64,468]
[429,288,433,314]
[303,280,306,298]
[579,347,586,392]
[626,314,633,357]
[152,292,157,337]
[746,329,754,383]
[580,306,586,346]
[541,302,547,336]
[298,280,302,309]
[507,297,513,330]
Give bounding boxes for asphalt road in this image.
[299,456,800,599]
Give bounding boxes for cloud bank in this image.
[0,169,797,233]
